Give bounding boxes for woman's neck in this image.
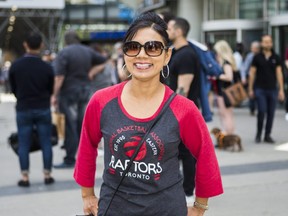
[124,79,165,100]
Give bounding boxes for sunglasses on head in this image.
[123,41,168,57]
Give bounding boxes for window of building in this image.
[278,26,288,59]
[242,29,263,52]
[239,0,262,19]
[268,0,277,16]
[208,0,237,20]
[66,0,117,4]
[205,30,236,48]
[279,0,288,14]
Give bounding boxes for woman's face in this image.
[124,27,171,81]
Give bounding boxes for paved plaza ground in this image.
[0,92,287,216]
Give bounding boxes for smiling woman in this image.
[74,11,223,216]
[122,26,171,83]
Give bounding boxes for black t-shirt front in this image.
[251,52,281,89]
[167,45,200,105]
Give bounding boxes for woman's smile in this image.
[134,62,153,70]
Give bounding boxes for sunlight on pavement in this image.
[0,93,16,103]
[275,143,288,152]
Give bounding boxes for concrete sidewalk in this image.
[0,94,287,216]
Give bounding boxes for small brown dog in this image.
[210,127,243,152]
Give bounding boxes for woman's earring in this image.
[122,64,132,78]
[161,65,170,79]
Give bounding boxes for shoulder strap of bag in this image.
[103,92,177,216]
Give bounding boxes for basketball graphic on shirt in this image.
[123,136,147,161]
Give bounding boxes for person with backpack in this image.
[189,40,222,122]
[166,17,201,210]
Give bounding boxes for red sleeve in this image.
[171,96,223,198]
[73,93,102,187]
[73,84,122,187]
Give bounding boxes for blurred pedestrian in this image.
[88,43,114,97]
[285,47,288,121]
[74,12,222,216]
[213,40,237,134]
[233,42,244,82]
[112,41,127,83]
[9,31,55,187]
[166,17,200,207]
[240,41,260,116]
[42,50,55,65]
[1,61,12,93]
[248,35,285,143]
[52,30,106,168]
[206,42,218,115]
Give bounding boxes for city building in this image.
[0,0,134,61]
[138,0,288,58]
[1,0,288,61]
[202,0,288,58]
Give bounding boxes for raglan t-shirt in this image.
[74,82,223,215]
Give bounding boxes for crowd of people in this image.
[1,10,287,216]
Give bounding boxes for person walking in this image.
[213,40,237,135]
[240,41,260,116]
[249,35,285,143]
[52,31,106,168]
[74,12,223,216]
[9,32,55,187]
[166,17,200,207]
[233,42,244,82]
[88,43,114,97]
[284,47,288,121]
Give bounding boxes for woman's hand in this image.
[83,195,99,216]
[187,206,205,216]
[248,89,254,99]
[278,89,285,102]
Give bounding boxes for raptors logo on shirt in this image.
[123,136,147,161]
[108,125,164,181]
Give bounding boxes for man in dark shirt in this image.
[167,17,200,207]
[9,32,55,187]
[52,30,106,168]
[249,35,285,143]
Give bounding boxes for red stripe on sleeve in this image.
[170,95,223,197]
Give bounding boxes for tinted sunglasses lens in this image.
[145,41,164,56]
[123,42,140,56]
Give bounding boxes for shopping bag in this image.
[222,82,247,107]
[52,112,65,139]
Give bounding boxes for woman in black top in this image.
[213,40,237,135]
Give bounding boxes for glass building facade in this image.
[203,0,288,57]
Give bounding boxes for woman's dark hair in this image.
[123,12,169,46]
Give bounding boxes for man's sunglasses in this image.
[123,41,168,57]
